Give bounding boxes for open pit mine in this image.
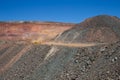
[0,15,120,80]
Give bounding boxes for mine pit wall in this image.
[0,22,75,41]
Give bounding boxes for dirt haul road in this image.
[42,42,105,47]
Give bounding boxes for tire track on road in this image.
[0,45,32,73]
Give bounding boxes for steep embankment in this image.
[54,41,120,80]
[0,43,51,80]
[1,41,120,80]
[55,15,120,43]
[0,43,30,73]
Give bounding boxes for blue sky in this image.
[0,0,120,23]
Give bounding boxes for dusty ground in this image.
[55,41,120,80]
[0,41,120,80]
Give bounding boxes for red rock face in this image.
[0,22,75,41]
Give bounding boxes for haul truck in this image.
[31,38,44,44]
